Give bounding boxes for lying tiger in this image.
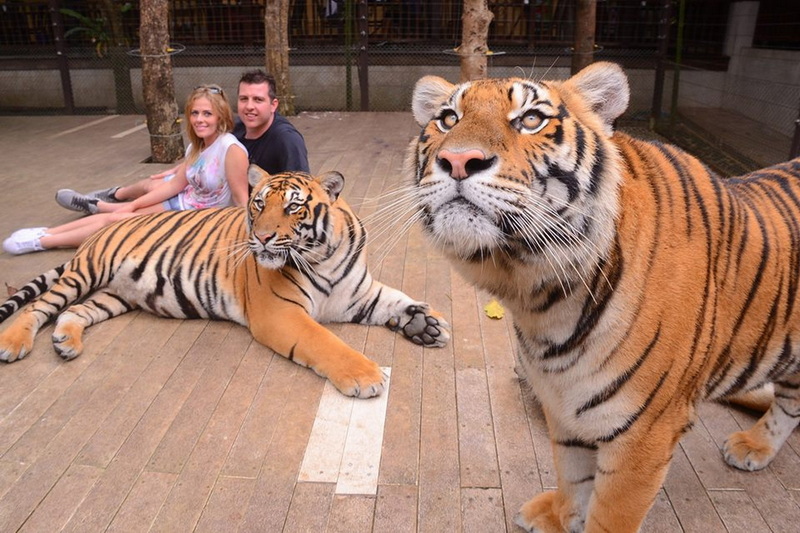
[0,167,450,398]
[408,62,800,532]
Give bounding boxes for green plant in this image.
[60,3,132,58]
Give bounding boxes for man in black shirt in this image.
[235,70,309,174]
[55,70,310,213]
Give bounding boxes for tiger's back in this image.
[614,136,800,405]
[80,207,249,322]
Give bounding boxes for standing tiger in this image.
[408,62,800,532]
[0,167,450,398]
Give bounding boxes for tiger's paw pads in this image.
[387,304,451,347]
[330,360,386,399]
[0,330,35,363]
[514,491,581,533]
[723,430,776,471]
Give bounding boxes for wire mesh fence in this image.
[1,1,798,170]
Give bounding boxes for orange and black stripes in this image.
[410,63,800,531]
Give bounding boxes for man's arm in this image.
[276,128,310,173]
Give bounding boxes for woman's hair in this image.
[184,85,234,165]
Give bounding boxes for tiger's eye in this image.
[522,113,543,130]
[439,111,458,130]
[517,111,549,134]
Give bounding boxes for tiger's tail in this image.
[0,264,66,324]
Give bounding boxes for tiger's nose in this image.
[436,149,493,180]
[255,231,275,244]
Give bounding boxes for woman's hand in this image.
[149,166,179,180]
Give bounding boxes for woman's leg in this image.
[5,204,168,255]
[42,214,114,236]
[41,204,166,249]
[40,213,125,249]
[4,214,117,254]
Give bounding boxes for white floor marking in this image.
[335,367,392,495]
[298,378,354,483]
[48,115,119,139]
[111,123,148,139]
[298,367,391,495]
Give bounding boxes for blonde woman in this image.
[4,85,249,255]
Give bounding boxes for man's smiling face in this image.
[237,81,279,137]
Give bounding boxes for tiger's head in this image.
[246,166,345,269]
[408,62,630,280]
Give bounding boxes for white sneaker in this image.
[3,234,44,255]
[10,227,47,240]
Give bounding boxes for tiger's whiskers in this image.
[218,239,254,269]
[522,190,614,294]
[289,247,319,278]
[361,184,422,267]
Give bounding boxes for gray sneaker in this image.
[55,189,100,214]
[87,186,121,203]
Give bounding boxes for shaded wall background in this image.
[1,0,798,170]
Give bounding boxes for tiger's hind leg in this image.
[0,273,83,362]
[52,289,135,360]
[723,374,800,471]
[0,306,51,362]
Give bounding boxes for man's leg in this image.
[55,177,166,213]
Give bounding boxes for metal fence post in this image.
[650,0,672,130]
[792,103,800,160]
[358,0,369,111]
[47,0,74,113]
[669,0,686,133]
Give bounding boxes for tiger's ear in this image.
[248,164,269,188]
[412,76,455,126]
[317,171,345,202]
[563,61,629,136]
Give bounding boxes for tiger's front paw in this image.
[723,429,776,471]
[0,328,35,363]
[328,357,386,399]
[514,490,583,533]
[387,304,451,347]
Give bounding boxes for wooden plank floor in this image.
[0,112,798,532]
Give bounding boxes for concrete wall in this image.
[723,47,800,137]
[0,69,117,109]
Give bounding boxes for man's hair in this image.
[239,70,277,100]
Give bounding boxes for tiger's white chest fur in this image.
[471,258,644,442]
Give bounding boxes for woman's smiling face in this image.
[189,97,219,144]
